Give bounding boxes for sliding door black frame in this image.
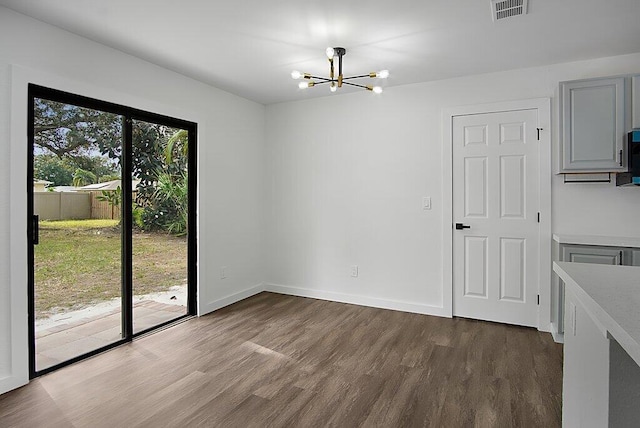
[27,84,198,378]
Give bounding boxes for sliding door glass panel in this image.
[131,119,189,334]
[33,98,124,372]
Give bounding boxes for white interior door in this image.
[452,109,539,327]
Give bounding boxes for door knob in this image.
[455,223,471,230]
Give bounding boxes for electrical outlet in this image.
[220,266,227,279]
[351,265,358,277]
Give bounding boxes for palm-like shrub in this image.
[152,171,188,236]
[72,168,97,187]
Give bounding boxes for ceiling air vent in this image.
[491,0,528,21]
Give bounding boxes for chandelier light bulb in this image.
[330,84,337,93]
[377,70,390,79]
[298,81,310,89]
[291,70,303,79]
[326,47,335,58]
[372,86,383,94]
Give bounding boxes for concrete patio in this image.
[35,299,187,371]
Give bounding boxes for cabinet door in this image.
[629,249,640,267]
[562,245,622,265]
[560,77,628,172]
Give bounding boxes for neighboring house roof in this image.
[51,186,82,192]
[78,179,140,191]
[34,179,53,185]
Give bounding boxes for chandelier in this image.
[291,47,389,94]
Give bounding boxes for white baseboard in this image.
[264,283,451,318]
[0,375,29,396]
[537,321,552,334]
[550,324,565,344]
[199,283,550,331]
[200,283,265,315]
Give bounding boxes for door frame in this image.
[27,84,198,378]
[441,98,551,331]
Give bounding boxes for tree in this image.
[131,123,189,234]
[99,174,121,183]
[70,155,119,180]
[34,98,122,161]
[165,129,188,164]
[33,98,121,187]
[34,154,74,186]
[34,153,118,188]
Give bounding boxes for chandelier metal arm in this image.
[341,81,370,89]
[341,74,371,80]
[307,76,333,82]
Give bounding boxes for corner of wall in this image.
[200,283,265,316]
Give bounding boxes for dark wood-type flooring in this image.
[0,292,563,427]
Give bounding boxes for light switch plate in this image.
[422,197,431,210]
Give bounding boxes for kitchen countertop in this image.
[553,261,640,366]
[553,234,640,248]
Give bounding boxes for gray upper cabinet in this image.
[559,77,629,173]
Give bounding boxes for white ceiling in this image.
[1,0,640,105]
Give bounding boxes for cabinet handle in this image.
[620,250,623,265]
[620,150,623,166]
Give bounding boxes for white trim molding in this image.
[441,98,552,332]
[264,283,451,318]
[201,283,265,315]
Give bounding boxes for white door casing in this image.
[452,109,540,327]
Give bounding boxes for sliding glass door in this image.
[28,85,197,377]
[131,119,191,334]
[31,98,125,372]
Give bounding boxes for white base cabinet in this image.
[555,262,640,427]
[551,235,640,343]
[562,287,609,427]
[553,244,623,341]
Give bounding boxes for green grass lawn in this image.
[35,219,187,317]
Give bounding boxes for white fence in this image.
[34,192,120,220]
